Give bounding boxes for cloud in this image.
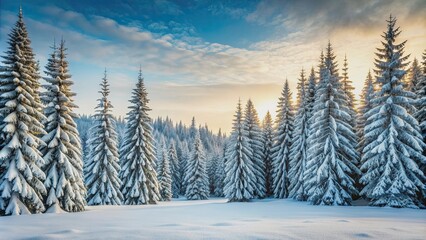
[15,6,291,88]
[1,1,424,132]
[247,0,426,32]
[207,2,249,19]
[246,0,426,98]
[0,5,292,132]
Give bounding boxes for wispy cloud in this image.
[0,0,424,132]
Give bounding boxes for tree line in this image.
[0,8,226,216]
[0,8,424,217]
[224,16,426,208]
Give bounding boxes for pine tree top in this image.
[262,111,273,129]
[325,41,339,76]
[296,69,307,108]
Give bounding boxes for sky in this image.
[0,0,425,133]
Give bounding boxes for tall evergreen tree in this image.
[361,16,426,208]
[288,70,309,200]
[305,43,360,206]
[306,67,317,118]
[224,100,256,202]
[416,50,426,205]
[273,80,294,199]
[120,70,160,205]
[0,8,47,215]
[178,141,190,195]
[262,111,274,196]
[168,140,180,198]
[342,55,357,129]
[416,51,426,165]
[357,71,375,156]
[185,127,209,200]
[158,142,172,201]
[182,117,197,191]
[41,39,86,212]
[85,71,122,205]
[408,58,422,93]
[207,149,220,195]
[214,141,227,197]
[317,51,326,83]
[189,117,197,143]
[244,99,266,198]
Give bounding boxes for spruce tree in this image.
[178,141,190,195]
[185,127,209,200]
[120,69,160,205]
[361,16,426,208]
[306,67,317,118]
[305,43,360,206]
[416,50,426,205]
[207,149,220,195]
[0,8,47,215]
[168,140,180,198]
[224,100,256,201]
[342,55,357,130]
[273,80,294,199]
[158,142,172,201]
[214,142,226,197]
[357,71,375,156]
[189,117,197,143]
[182,117,197,190]
[416,51,426,161]
[85,71,122,205]
[408,58,422,93]
[244,99,266,198]
[41,39,86,212]
[262,111,274,196]
[288,70,309,200]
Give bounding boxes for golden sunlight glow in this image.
[255,99,278,122]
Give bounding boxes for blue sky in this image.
[0,0,425,132]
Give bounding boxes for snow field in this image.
[1,198,425,240]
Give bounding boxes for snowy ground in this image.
[1,198,425,240]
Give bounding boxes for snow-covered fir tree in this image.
[185,125,209,200]
[408,58,422,93]
[75,115,93,163]
[416,50,426,204]
[120,69,160,205]
[189,117,197,143]
[85,71,122,205]
[41,39,86,212]
[182,117,197,191]
[357,71,375,156]
[155,135,165,174]
[341,55,358,130]
[361,16,426,208]
[306,67,317,118]
[168,140,180,198]
[0,8,47,215]
[178,141,190,195]
[304,43,360,206]
[158,141,172,201]
[273,80,294,199]
[262,111,274,196]
[288,70,309,201]
[341,55,361,189]
[244,99,266,198]
[224,100,256,201]
[317,50,326,82]
[214,142,227,197]
[207,148,220,195]
[416,51,426,163]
